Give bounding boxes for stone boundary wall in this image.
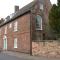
[32,41,60,57]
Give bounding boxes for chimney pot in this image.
[14,5,19,13]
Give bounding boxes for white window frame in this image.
[14,38,18,48]
[3,35,7,50]
[40,3,43,10]
[36,15,42,30]
[5,26,7,34]
[14,21,18,32]
[0,29,1,35]
[9,23,12,28]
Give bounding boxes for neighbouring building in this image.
[0,0,51,54]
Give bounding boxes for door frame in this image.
[3,35,7,50]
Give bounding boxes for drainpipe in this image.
[30,11,32,55]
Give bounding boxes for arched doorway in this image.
[3,35,7,50]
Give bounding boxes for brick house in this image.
[0,0,51,54]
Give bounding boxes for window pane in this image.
[0,29,1,35]
[40,3,43,10]
[14,38,17,48]
[5,26,7,34]
[9,23,12,28]
[36,15,42,30]
[14,21,18,32]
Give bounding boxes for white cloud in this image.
[0,0,33,18]
[50,0,57,4]
[0,0,15,18]
[0,0,57,18]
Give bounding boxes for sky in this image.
[0,0,57,18]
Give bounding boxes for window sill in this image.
[14,30,18,32]
[14,48,17,49]
[36,28,43,31]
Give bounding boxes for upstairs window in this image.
[5,26,7,34]
[9,23,12,28]
[40,3,43,10]
[35,15,42,30]
[14,21,18,32]
[0,29,1,35]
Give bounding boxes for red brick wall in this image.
[0,13,31,53]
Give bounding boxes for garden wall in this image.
[32,40,60,57]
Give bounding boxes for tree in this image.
[49,0,60,38]
[57,0,60,6]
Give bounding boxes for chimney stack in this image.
[14,5,19,13]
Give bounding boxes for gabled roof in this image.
[0,1,35,27]
[11,1,35,20]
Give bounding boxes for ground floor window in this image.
[14,38,17,48]
[3,35,7,50]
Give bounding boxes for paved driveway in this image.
[0,53,21,60]
[0,51,60,60]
